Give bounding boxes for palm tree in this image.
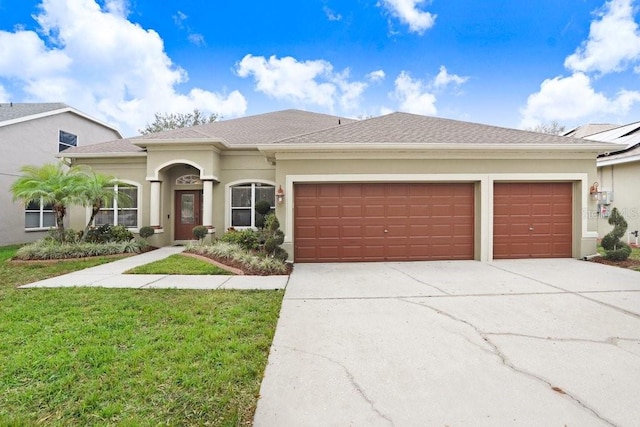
[10,163,85,242]
[75,169,132,241]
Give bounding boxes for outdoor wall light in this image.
[276,185,285,203]
[589,182,600,201]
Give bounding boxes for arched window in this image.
[176,174,201,185]
[230,183,275,228]
[94,184,139,228]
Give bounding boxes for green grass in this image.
[125,254,232,275]
[0,245,283,426]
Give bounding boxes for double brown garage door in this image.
[294,182,573,262]
[294,183,475,262]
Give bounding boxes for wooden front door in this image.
[175,190,202,240]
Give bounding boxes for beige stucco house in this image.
[61,109,615,262]
[583,122,640,243]
[0,103,122,245]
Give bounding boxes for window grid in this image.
[25,198,55,229]
[230,183,275,228]
[95,185,138,228]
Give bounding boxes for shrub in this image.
[185,241,288,275]
[601,207,632,261]
[220,229,260,251]
[261,214,288,260]
[192,225,209,240]
[84,224,134,243]
[139,226,155,239]
[44,228,81,244]
[14,240,145,260]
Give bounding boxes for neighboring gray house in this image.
[0,103,122,245]
[581,121,640,242]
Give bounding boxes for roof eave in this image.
[0,107,123,137]
[56,152,147,159]
[132,138,229,149]
[258,142,616,153]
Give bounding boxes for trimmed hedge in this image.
[14,240,147,260]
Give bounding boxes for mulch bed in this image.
[183,251,292,276]
[589,256,640,270]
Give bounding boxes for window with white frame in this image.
[230,183,275,228]
[58,130,78,152]
[94,185,138,228]
[25,198,56,229]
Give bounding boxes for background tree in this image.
[139,109,218,134]
[527,121,566,135]
[10,163,85,242]
[75,169,131,241]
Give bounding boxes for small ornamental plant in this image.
[601,207,632,261]
[139,226,155,239]
[192,225,209,241]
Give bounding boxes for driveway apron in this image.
[254,259,640,427]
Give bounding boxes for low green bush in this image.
[84,224,134,244]
[220,229,260,251]
[192,225,208,240]
[139,226,155,239]
[14,239,147,260]
[186,241,288,275]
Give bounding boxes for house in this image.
[582,122,640,243]
[60,109,615,262]
[0,103,123,245]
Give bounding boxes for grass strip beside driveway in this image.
[0,245,283,426]
[125,253,233,275]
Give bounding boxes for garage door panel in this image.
[295,183,474,262]
[493,182,572,259]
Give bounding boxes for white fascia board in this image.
[258,142,615,154]
[597,153,640,167]
[0,107,123,137]
[132,138,228,148]
[56,152,147,159]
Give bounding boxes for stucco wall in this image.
[597,162,640,242]
[0,112,121,245]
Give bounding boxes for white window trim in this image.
[88,180,142,232]
[24,197,55,230]
[225,179,276,230]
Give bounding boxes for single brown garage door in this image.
[294,183,474,262]
[493,182,573,259]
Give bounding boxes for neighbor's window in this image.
[25,198,56,229]
[94,185,138,228]
[58,130,78,152]
[230,183,275,228]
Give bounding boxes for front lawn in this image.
[0,245,283,426]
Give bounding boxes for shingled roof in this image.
[270,112,620,146]
[0,102,69,122]
[133,109,354,146]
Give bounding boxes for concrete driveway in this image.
[254,259,640,427]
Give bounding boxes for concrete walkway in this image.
[254,259,640,426]
[19,246,289,290]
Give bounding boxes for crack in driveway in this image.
[399,297,619,427]
[276,345,395,426]
[387,265,451,295]
[487,264,640,319]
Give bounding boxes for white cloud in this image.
[565,0,640,74]
[391,71,437,115]
[173,11,188,28]
[236,54,371,111]
[378,0,436,34]
[0,0,241,135]
[188,33,206,46]
[432,66,468,90]
[323,6,342,21]
[0,85,9,103]
[519,72,640,128]
[367,70,386,82]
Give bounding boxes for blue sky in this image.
[0,0,639,136]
